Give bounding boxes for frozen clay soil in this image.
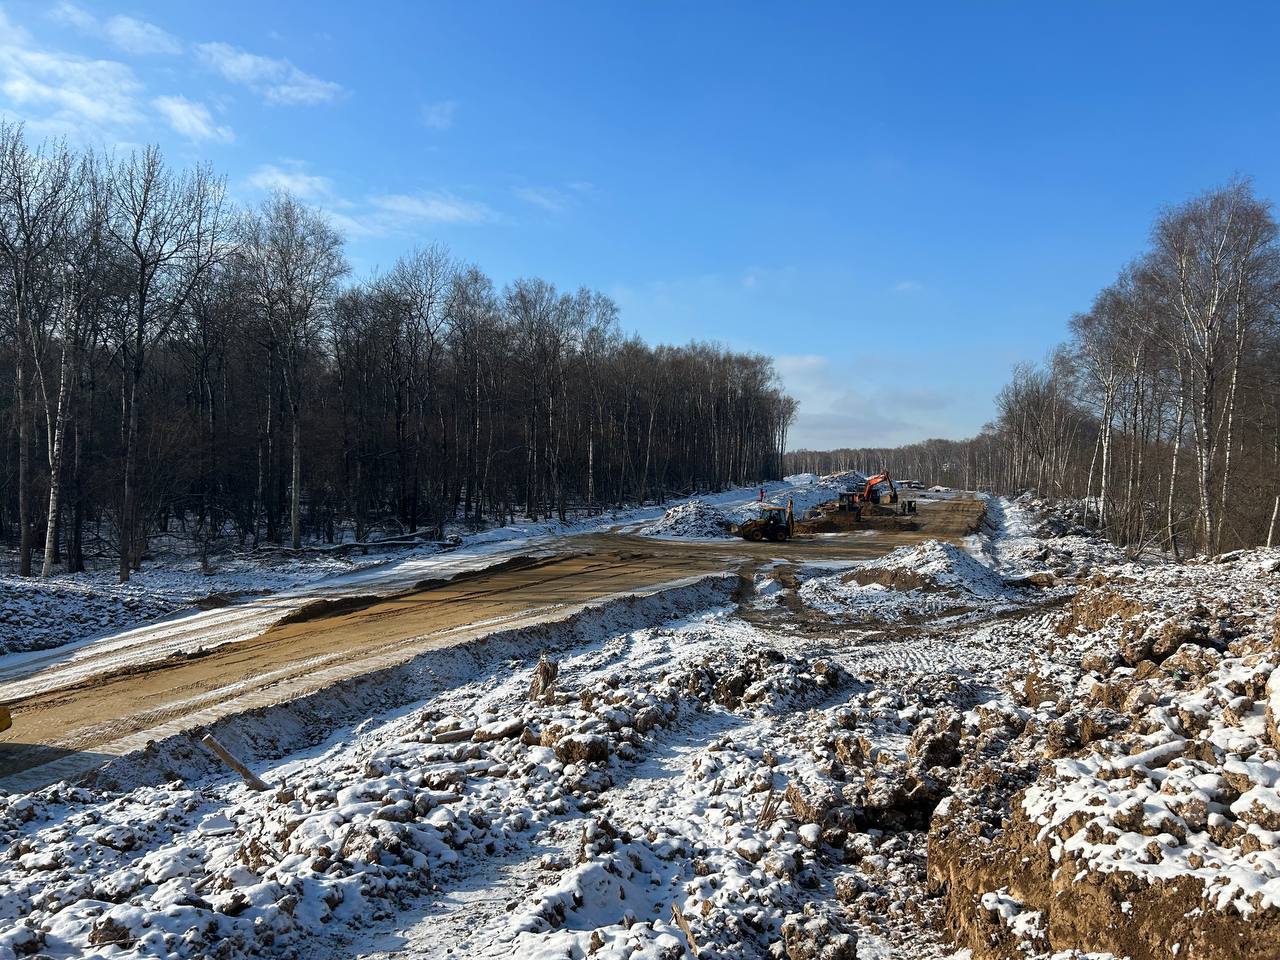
[2,496,1278,960]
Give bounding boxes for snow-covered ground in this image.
[0,477,846,665]
[0,551,411,658]
[4,495,1276,959]
[631,473,856,541]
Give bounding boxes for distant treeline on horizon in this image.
[788,178,1280,556]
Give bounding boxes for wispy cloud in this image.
[242,167,494,238]
[194,41,341,105]
[106,16,181,56]
[51,4,181,56]
[513,185,569,214]
[774,353,941,449]
[514,180,597,215]
[421,99,456,130]
[740,264,799,291]
[49,2,94,31]
[0,9,144,133]
[153,95,232,143]
[246,162,339,201]
[369,190,494,224]
[893,280,922,293]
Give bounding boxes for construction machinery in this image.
[858,473,899,505]
[834,491,861,512]
[736,502,794,541]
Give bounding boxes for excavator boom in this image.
[861,473,898,502]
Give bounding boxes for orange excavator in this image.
[858,473,899,505]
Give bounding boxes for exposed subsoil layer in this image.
[0,497,985,788]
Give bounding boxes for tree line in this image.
[788,179,1280,557]
[0,125,796,581]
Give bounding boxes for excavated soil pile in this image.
[846,540,1014,599]
[928,548,1280,960]
[638,500,733,539]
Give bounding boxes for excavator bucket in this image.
[0,706,10,733]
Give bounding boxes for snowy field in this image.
[3,495,1277,959]
[0,476,850,661]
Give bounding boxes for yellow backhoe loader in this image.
[735,501,795,541]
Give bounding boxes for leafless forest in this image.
[789,180,1280,556]
[0,127,797,581]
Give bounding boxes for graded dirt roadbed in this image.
[0,497,985,788]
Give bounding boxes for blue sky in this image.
[1,2,1276,449]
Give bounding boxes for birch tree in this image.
[0,124,79,576]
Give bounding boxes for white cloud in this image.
[0,10,143,132]
[50,4,180,56]
[153,95,232,143]
[513,185,568,214]
[774,353,955,450]
[775,354,829,378]
[421,99,456,130]
[241,169,492,238]
[893,280,922,293]
[194,41,341,105]
[246,163,338,201]
[49,2,94,31]
[369,191,493,224]
[106,16,181,56]
[320,209,378,238]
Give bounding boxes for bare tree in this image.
[1149,180,1277,551]
[1,141,798,571]
[245,192,347,549]
[0,124,79,576]
[107,148,229,581]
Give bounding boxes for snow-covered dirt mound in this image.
[637,471,859,540]
[987,495,1127,582]
[930,546,1280,959]
[799,539,1028,624]
[0,600,864,960]
[726,472,855,527]
[637,499,733,539]
[997,534,1126,580]
[856,540,1013,599]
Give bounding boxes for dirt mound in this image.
[798,541,1024,625]
[846,540,1012,600]
[928,547,1280,959]
[1000,535,1126,580]
[638,500,733,539]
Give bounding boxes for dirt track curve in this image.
[0,497,985,788]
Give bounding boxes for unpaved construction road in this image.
[0,497,984,789]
